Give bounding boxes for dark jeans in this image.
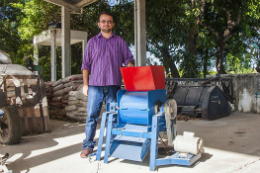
[82,85,120,150]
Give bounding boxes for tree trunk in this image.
[216,36,226,74]
[161,49,180,78]
[189,22,198,57]
[169,61,180,78]
[203,49,208,78]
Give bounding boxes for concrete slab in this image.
[1,111,260,173]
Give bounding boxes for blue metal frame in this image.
[95,89,201,171]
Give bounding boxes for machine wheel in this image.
[164,99,177,146]
[0,106,22,144]
[154,100,163,115]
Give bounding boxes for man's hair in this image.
[98,11,114,22]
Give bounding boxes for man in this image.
[80,12,135,157]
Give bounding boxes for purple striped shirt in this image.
[81,32,134,86]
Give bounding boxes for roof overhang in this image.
[34,29,88,46]
[43,0,97,13]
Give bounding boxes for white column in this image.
[82,35,88,60]
[135,0,146,66]
[51,29,57,81]
[61,6,71,78]
[33,37,39,75]
[134,0,138,65]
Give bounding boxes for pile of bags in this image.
[45,74,107,122]
[45,74,84,120]
[65,90,88,122]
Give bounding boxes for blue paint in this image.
[95,89,201,171]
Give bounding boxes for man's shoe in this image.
[80,148,92,158]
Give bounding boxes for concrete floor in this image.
[1,111,260,173]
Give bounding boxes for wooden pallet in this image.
[0,75,51,135]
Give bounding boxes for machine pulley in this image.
[164,99,177,146]
[154,99,177,146]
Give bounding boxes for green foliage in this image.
[9,0,61,80]
[198,0,260,74]
[111,0,134,44]
[13,0,60,40]
[1,0,260,81]
[226,52,255,74]
[69,0,135,79]
[178,52,202,78]
[0,0,25,63]
[145,0,191,77]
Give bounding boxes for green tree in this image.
[3,0,260,81]
[0,0,25,64]
[146,0,191,78]
[196,0,260,74]
[14,0,134,81]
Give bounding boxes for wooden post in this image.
[38,75,51,132]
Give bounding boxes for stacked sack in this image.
[45,81,54,104]
[47,74,83,119]
[65,89,88,122]
[65,88,106,122]
[45,74,106,122]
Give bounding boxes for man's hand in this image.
[82,69,89,96]
[127,61,135,67]
[83,85,89,96]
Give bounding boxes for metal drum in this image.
[118,90,166,126]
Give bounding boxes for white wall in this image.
[209,73,260,113]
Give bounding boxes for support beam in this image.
[51,29,57,81]
[33,37,39,75]
[44,0,81,13]
[134,0,138,65]
[33,39,39,66]
[82,35,88,61]
[135,0,146,66]
[61,6,71,78]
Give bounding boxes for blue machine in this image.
[95,66,203,171]
[95,89,202,171]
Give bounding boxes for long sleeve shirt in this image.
[81,32,134,86]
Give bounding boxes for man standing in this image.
[80,12,135,157]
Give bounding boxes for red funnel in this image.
[120,66,165,91]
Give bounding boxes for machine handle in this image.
[121,108,147,111]
[140,108,148,111]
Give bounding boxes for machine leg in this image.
[150,115,160,171]
[104,113,114,163]
[96,112,109,161]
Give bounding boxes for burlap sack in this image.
[52,78,62,87]
[68,100,79,105]
[66,112,86,122]
[63,80,83,88]
[62,99,69,104]
[61,74,83,83]
[53,83,64,92]
[50,102,63,108]
[53,90,64,97]
[68,91,77,96]
[65,105,78,111]
[68,96,77,101]
[51,96,63,102]
[77,100,88,107]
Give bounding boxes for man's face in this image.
[98,14,115,33]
